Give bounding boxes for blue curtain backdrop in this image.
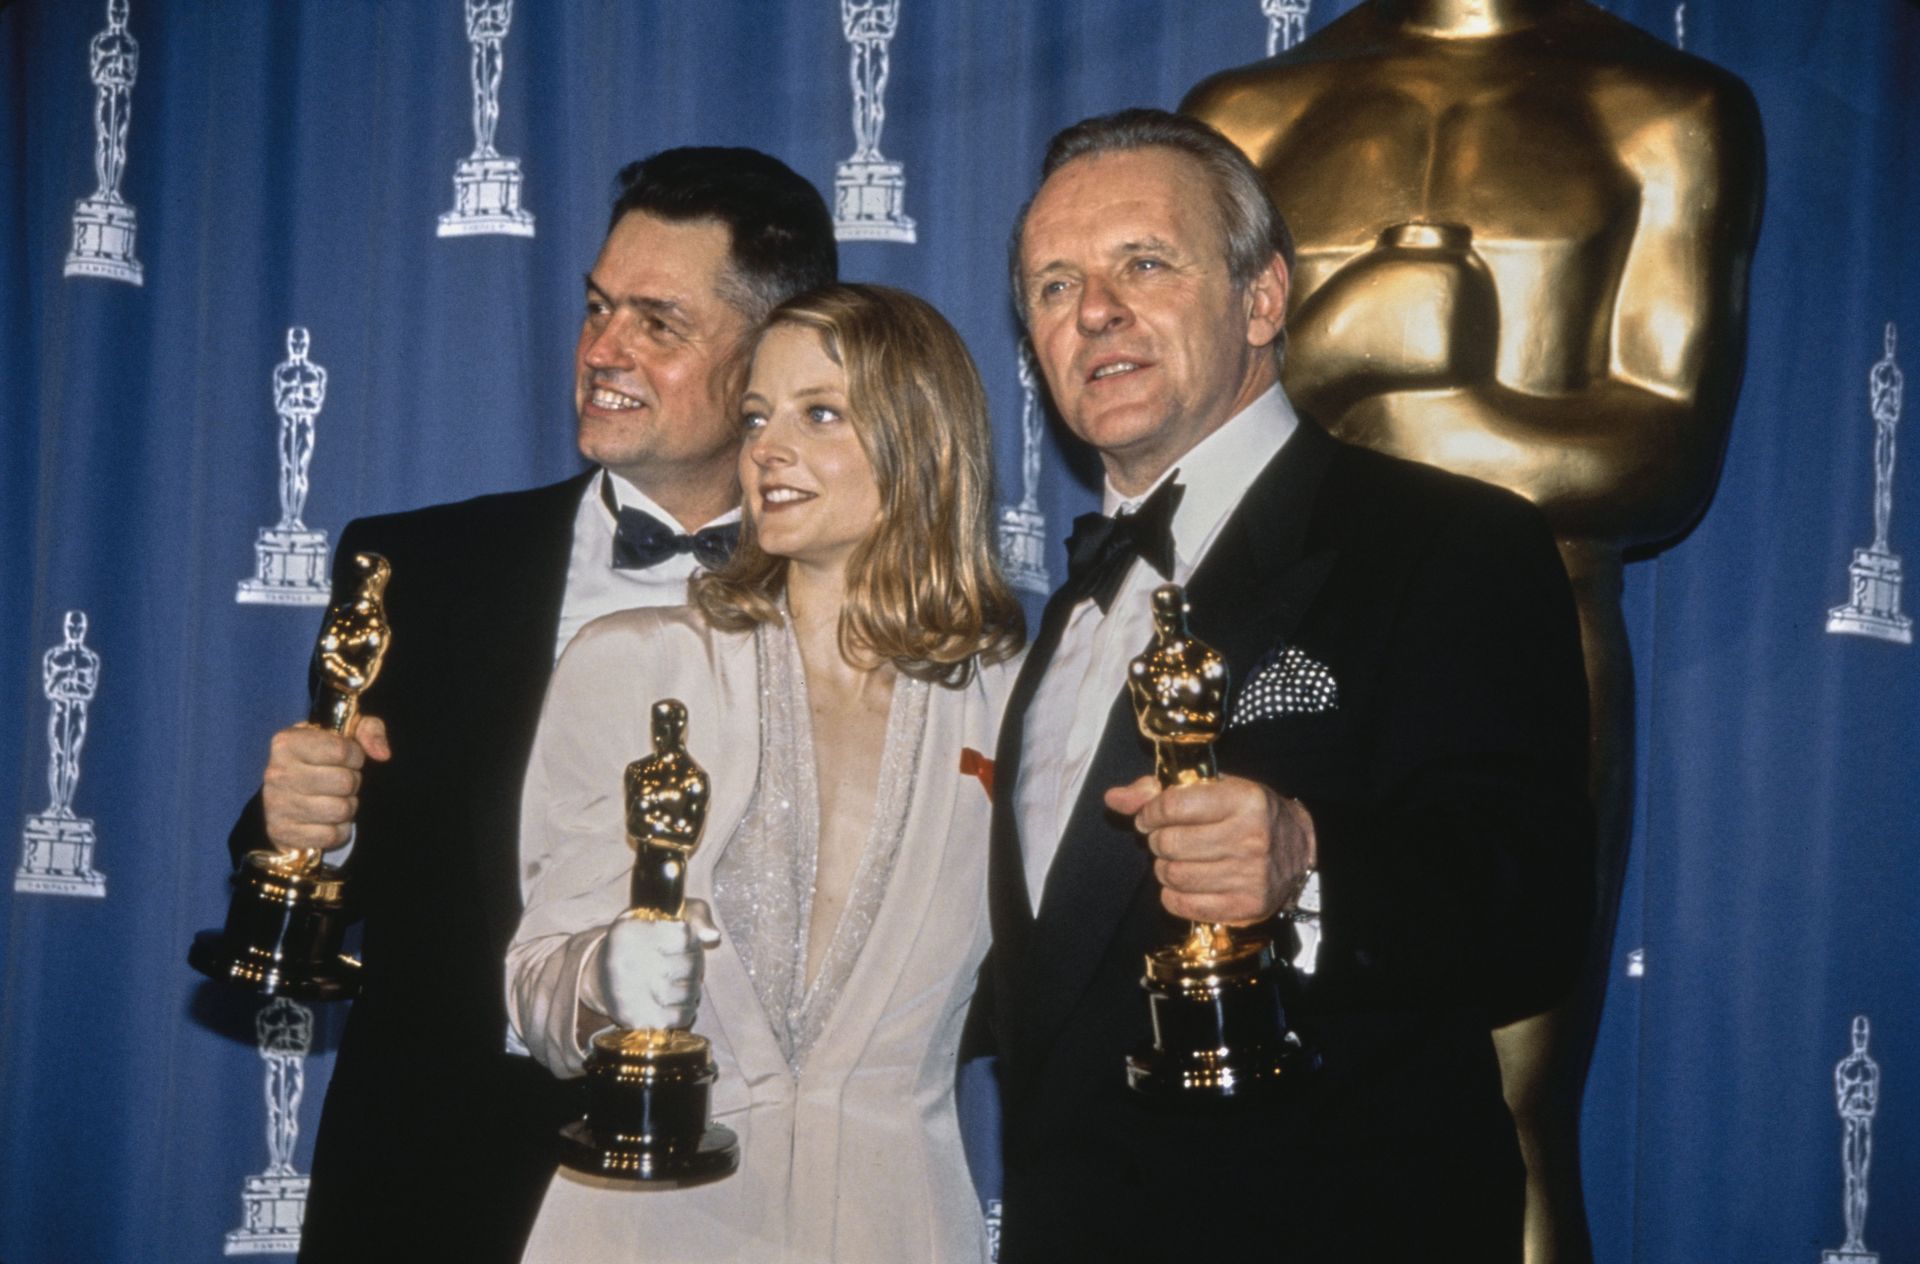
[2,1,1916,1260]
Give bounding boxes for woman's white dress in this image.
[509,606,1008,1263]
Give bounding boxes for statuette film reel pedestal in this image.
[561,1026,737,1184]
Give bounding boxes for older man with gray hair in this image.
[971,107,1593,1260]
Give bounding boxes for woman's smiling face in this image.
[739,323,882,573]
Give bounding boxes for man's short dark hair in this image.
[1009,109,1295,361]
[609,147,838,323]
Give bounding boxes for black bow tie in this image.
[603,477,739,571]
[1062,477,1183,614]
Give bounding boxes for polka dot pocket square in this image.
[1227,644,1339,730]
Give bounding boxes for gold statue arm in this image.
[1306,381,1713,546]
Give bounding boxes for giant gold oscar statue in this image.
[1185,4,1764,1259]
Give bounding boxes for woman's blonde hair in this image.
[693,283,1024,684]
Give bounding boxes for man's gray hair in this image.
[1009,108,1295,362]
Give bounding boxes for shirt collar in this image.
[598,469,742,535]
[1101,383,1299,569]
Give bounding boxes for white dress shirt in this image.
[1015,384,1299,913]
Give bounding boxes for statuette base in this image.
[1828,548,1911,644]
[223,1172,308,1255]
[65,197,143,285]
[237,528,331,606]
[559,1027,739,1185]
[1127,937,1313,1097]
[438,156,535,238]
[16,814,105,896]
[833,160,916,243]
[189,851,360,1000]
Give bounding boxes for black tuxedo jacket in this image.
[976,422,1592,1262]
[227,472,593,1263]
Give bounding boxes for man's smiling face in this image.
[574,211,753,498]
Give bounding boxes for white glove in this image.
[595,899,721,1032]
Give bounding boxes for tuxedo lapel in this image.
[459,472,596,953]
[1183,421,1340,680]
[1004,422,1344,1077]
[486,472,593,668]
[1010,685,1153,1066]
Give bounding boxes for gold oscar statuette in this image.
[1123,585,1313,1096]
[557,699,740,1185]
[189,552,393,1001]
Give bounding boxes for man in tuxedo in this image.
[224,147,836,1263]
[977,108,1593,1260]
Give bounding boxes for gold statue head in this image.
[1129,585,1230,755]
[624,699,711,854]
[348,550,390,600]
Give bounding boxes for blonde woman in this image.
[508,283,1023,1262]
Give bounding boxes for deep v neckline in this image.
[710,618,929,1070]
